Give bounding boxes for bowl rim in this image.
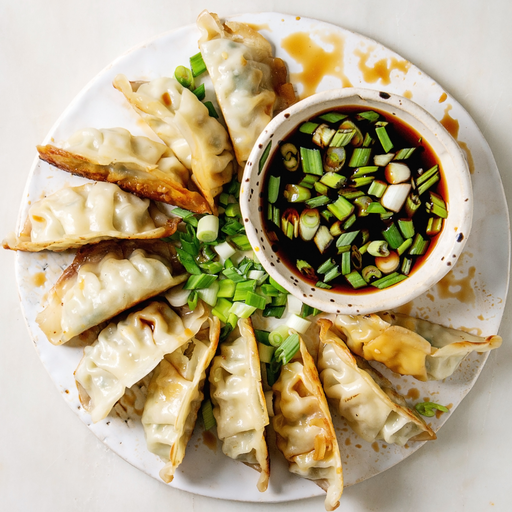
[240,87,473,314]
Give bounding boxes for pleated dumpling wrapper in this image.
[196,10,296,167]
[141,315,220,483]
[334,313,502,381]
[317,319,436,445]
[272,337,343,511]
[113,74,234,212]
[75,300,210,424]
[36,240,188,346]
[36,127,210,214]
[3,181,180,252]
[209,318,270,492]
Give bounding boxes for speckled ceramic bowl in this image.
[240,88,472,314]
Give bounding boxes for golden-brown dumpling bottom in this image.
[334,312,502,381]
[317,319,436,445]
[272,337,343,511]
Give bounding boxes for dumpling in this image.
[334,313,502,381]
[141,315,220,483]
[379,311,503,381]
[272,337,343,511]
[37,127,211,213]
[2,181,180,252]
[197,10,296,166]
[113,75,234,212]
[75,299,210,423]
[36,240,188,345]
[317,319,435,445]
[209,318,270,492]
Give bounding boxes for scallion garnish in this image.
[196,215,219,243]
[327,196,354,221]
[344,270,367,289]
[174,65,194,89]
[203,100,219,118]
[201,398,216,430]
[375,125,394,153]
[414,401,449,417]
[319,112,347,123]
[284,184,311,203]
[300,147,323,175]
[280,143,299,171]
[382,222,405,250]
[314,225,334,254]
[371,272,407,289]
[348,148,372,167]
[274,334,300,364]
[263,305,286,318]
[192,83,206,101]
[268,176,281,204]
[299,208,320,241]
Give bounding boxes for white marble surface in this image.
[1,1,511,511]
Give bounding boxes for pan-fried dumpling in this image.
[272,337,343,511]
[209,318,270,492]
[142,316,220,483]
[75,300,210,423]
[113,75,234,212]
[36,240,188,345]
[2,181,180,252]
[317,319,435,445]
[37,127,210,213]
[334,313,502,381]
[197,10,296,166]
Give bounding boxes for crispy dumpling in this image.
[272,337,343,511]
[113,75,234,212]
[317,319,435,445]
[334,313,502,381]
[209,318,270,492]
[197,10,296,166]
[36,240,188,345]
[36,127,210,213]
[2,181,180,252]
[75,300,210,423]
[142,316,220,483]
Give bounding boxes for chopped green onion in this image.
[174,65,194,88]
[268,176,281,204]
[345,270,367,289]
[394,148,416,160]
[320,172,347,189]
[397,237,413,255]
[339,120,363,146]
[258,343,275,364]
[374,153,395,167]
[367,240,390,257]
[263,305,286,318]
[184,273,218,291]
[211,298,233,323]
[401,256,413,275]
[343,213,357,230]
[314,225,334,254]
[356,110,380,122]
[197,215,219,242]
[338,188,365,200]
[405,193,421,218]
[300,147,323,175]
[371,272,407,289]
[366,201,387,214]
[231,234,252,251]
[382,223,405,250]
[274,334,300,364]
[190,52,207,77]
[176,248,202,275]
[286,314,312,334]
[281,208,299,239]
[228,302,257,318]
[362,132,374,147]
[323,146,347,172]
[280,143,299,171]
[269,277,289,293]
[327,196,354,221]
[261,284,280,297]
[217,278,235,298]
[416,165,439,186]
[340,251,351,275]
[259,141,272,175]
[245,291,267,309]
[222,267,246,282]
[312,123,336,147]
[315,281,332,289]
[284,184,311,202]
[300,122,320,134]
[254,329,271,345]
[299,174,319,189]
[362,265,382,283]
[381,183,411,213]
[336,230,360,248]
[314,181,329,195]
[351,165,379,177]
[233,280,257,302]
[375,125,394,153]
[330,128,355,148]
[398,218,415,239]
[417,172,440,196]
[269,325,291,347]
[414,402,449,417]
[187,290,199,310]
[299,208,321,241]
[199,261,223,274]
[426,217,444,236]
[204,101,219,118]
[352,176,375,188]
[319,112,347,123]
[408,233,430,256]
[348,148,372,167]
[296,259,317,280]
[224,203,241,218]
[192,83,205,100]
[201,398,216,430]
[272,293,288,307]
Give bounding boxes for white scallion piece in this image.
[286,294,303,316]
[374,153,395,167]
[197,214,219,242]
[164,284,191,308]
[197,281,219,307]
[214,241,236,263]
[286,313,312,334]
[228,302,257,318]
[381,183,411,212]
[384,162,411,184]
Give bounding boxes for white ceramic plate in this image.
[13,12,509,504]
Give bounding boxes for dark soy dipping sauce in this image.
[261,106,447,294]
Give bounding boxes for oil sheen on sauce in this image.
[281,31,352,98]
[354,46,411,85]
